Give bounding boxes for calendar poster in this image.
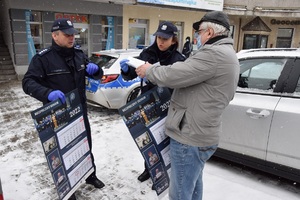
[118,86,171,197]
[31,89,94,200]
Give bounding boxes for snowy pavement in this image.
[0,80,299,200]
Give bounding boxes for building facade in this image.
[0,0,124,78]
[1,0,300,79]
[122,1,300,52]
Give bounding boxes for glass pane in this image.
[260,36,267,48]
[276,38,292,48]
[75,28,88,55]
[30,11,42,22]
[243,35,257,49]
[101,16,114,50]
[90,55,116,69]
[129,27,146,49]
[276,28,293,48]
[295,78,300,93]
[28,11,42,51]
[30,23,42,52]
[278,28,293,38]
[229,25,234,38]
[239,58,286,90]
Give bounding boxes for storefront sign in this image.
[271,19,300,25]
[55,13,88,23]
[137,0,224,11]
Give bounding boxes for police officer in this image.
[22,18,104,200]
[119,21,186,188]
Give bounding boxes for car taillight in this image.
[101,74,119,83]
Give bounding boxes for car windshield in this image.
[90,54,117,69]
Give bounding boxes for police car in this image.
[86,49,142,109]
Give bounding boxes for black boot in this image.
[137,168,150,182]
[68,194,76,200]
[152,184,155,190]
[86,175,105,189]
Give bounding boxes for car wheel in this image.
[127,87,141,103]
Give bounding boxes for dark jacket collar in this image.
[205,35,228,45]
[52,39,75,57]
[143,42,178,65]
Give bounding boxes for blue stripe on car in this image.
[86,76,141,93]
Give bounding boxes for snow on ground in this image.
[0,80,300,200]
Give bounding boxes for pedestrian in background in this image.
[22,18,105,200]
[119,21,186,188]
[136,11,240,200]
[181,36,193,58]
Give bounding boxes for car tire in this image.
[127,87,141,103]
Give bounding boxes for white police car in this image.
[86,49,142,109]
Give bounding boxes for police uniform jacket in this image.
[22,40,102,110]
[22,40,103,173]
[121,41,186,93]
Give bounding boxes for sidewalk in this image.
[1,80,299,200]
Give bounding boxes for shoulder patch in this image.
[38,48,51,56]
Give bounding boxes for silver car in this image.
[86,49,142,109]
[215,48,300,183]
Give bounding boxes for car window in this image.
[90,55,117,69]
[238,58,286,90]
[294,78,300,93]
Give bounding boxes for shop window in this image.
[101,16,115,50]
[74,24,89,55]
[276,28,293,48]
[229,25,234,38]
[29,11,43,52]
[243,34,268,49]
[129,19,148,49]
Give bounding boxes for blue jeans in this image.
[169,138,218,200]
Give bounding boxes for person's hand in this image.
[120,59,129,73]
[48,90,65,104]
[136,62,152,78]
[86,63,99,75]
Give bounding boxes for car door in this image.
[266,59,300,171]
[220,57,290,160]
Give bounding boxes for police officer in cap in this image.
[119,21,186,189]
[23,18,105,200]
